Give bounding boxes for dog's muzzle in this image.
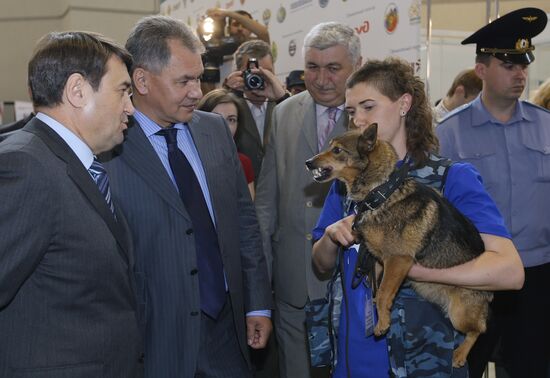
[305,158,332,182]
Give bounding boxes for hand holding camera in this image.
[242,58,265,90]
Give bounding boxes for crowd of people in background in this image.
[0,6,549,378]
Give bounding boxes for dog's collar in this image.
[354,160,410,213]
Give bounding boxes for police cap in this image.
[286,70,305,89]
[462,7,548,65]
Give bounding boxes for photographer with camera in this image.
[223,39,289,179]
[206,8,270,44]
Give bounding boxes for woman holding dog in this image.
[311,57,524,378]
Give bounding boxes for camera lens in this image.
[246,73,264,90]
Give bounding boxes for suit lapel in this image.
[301,94,319,154]
[24,118,130,263]
[239,99,263,149]
[118,117,191,221]
[264,102,276,147]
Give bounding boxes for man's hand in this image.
[246,316,272,349]
[223,70,246,92]
[224,68,286,101]
[248,67,287,101]
[206,7,228,19]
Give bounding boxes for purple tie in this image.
[318,107,338,151]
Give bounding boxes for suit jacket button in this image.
[306,201,313,208]
[138,353,145,363]
[190,268,198,275]
[306,233,312,241]
[191,311,199,316]
[186,228,193,235]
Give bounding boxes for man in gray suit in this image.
[104,16,272,377]
[224,39,290,179]
[0,31,142,377]
[255,22,362,377]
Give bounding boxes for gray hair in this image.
[302,22,361,66]
[126,15,205,73]
[233,39,272,70]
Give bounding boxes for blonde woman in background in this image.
[530,77,550,110]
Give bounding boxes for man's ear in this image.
[357,123,377,159]
[475,62,486,81]
[454,84,466,99]
[132,68,149,95]
[64,73,88,108]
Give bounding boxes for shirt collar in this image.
[315,103,344,118]
[245,98,268,113]
[133,109,186,137]
[471,95,532,127]
[35,112,94,169]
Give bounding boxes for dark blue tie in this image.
[89,158,115,215]
[157,127,226,319]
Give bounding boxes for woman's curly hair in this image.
[346,57,438,168]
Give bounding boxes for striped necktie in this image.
[318,107,338,151]
[88,158,115,215]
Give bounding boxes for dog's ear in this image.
[357,123,378,158]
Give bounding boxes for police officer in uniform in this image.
[437,8,550,378]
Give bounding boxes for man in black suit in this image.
[0,31,142,377]
[104,16,272,377]
[223,39,290,179]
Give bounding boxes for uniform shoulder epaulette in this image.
[439,101,473,123]
[523,100,550,114]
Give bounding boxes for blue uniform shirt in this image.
[437,96,550,267]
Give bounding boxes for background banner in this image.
[160,0,421,82]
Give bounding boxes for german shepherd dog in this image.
[305,123,492,367]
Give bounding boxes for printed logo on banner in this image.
[409,0,421,24]
[277,6,287,23]
[263,9,272,26]
[384,3,399,34]
[288,39,297,56]
[319,0,329,8]
[271,41,279,63]
[354,20,370,35]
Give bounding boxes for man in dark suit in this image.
[104,16,272,377]
[0,31,142,377]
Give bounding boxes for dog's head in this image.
[305,123,398,199]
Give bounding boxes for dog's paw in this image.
[452,349,467,368]
[374,321,390,336]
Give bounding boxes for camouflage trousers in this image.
[387,286,469,378]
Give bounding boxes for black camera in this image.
[242,58,265,90]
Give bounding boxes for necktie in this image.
[157,127,226,319]
[89,158,115,215]
[318,107,338,151]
